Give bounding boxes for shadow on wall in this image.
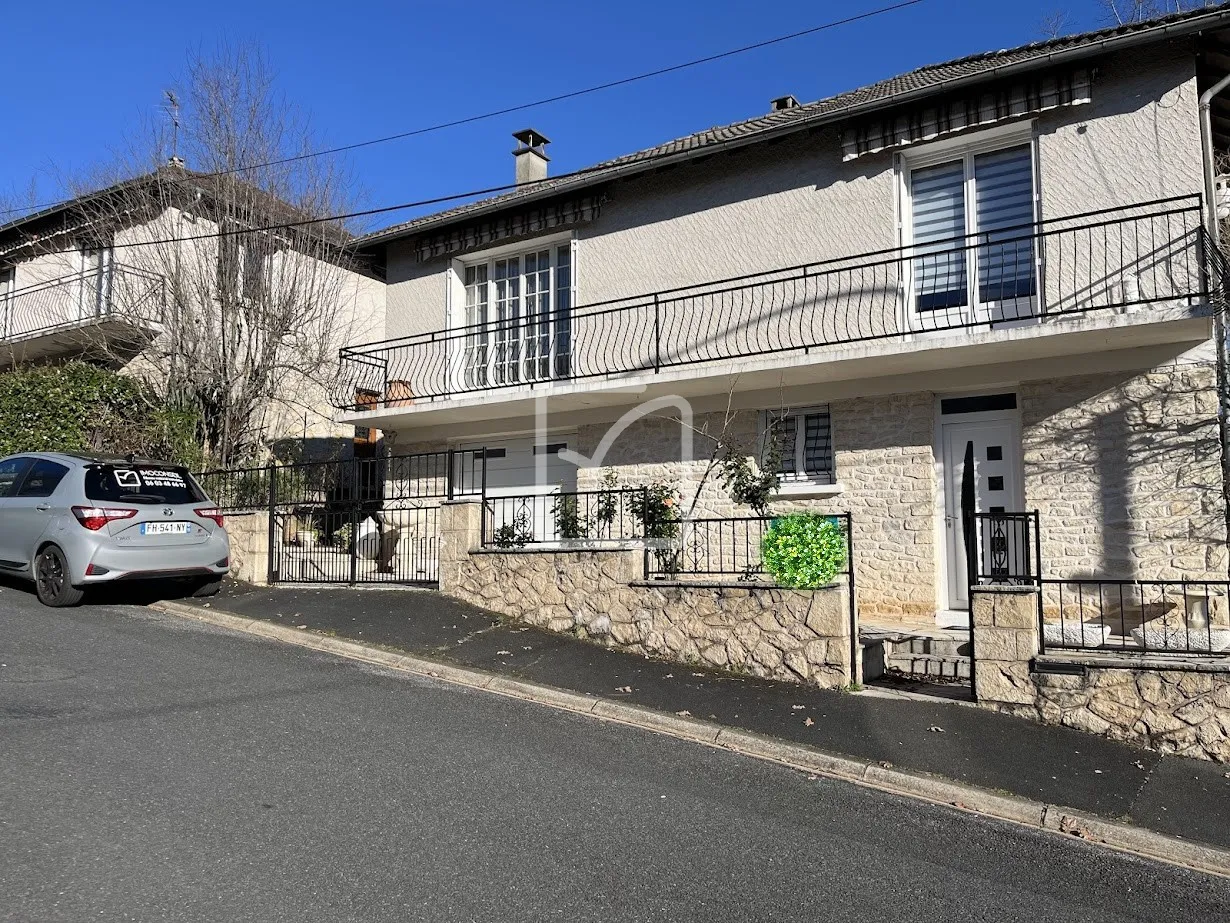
[268,436,364,465]
[1024,361,1225,582]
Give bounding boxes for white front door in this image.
[941,414,1022,610]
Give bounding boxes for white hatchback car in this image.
[0,452,230,607]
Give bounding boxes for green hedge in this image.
[0,362,203,468]
[760,513,848,589]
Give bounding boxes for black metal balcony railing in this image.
[0,264,166,343]
[334,196,1220,411]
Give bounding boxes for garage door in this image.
[467,436,579,543]
[464,436,578,496]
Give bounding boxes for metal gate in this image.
[198,451,486,586]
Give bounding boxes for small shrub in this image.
[760,513,847,589]
[553,493,586,540]
[630,481,680,541]
[592,470,620,539]
[492,511,533,549]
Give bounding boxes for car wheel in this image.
[34,546,85,608]
[191,578,223,598]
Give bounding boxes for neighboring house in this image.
[0,165,386,460]
[335,7,1230,625]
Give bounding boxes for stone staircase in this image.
[861,626,972,687]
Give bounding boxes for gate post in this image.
[349,457,360,585]
[266,464,278,584]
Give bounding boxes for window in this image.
[84,464,205,505]
[908,142,1037,318]
[461,242,572,387]
[0,457,30,498]
[764,407,834,485]
[15,459,70,498]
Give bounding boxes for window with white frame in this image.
[906,140,1037,320]
[763,406,835,485]
[462,242,572,387]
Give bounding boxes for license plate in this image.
[141,522,191,536]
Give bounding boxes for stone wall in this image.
[573,392,937,624]
[1020,360,1226,582]
[438,500,856,688]
[224,511,270,586]
[972,586,1230,763]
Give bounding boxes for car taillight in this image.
[195,507,224,528]
[72,507,138,531]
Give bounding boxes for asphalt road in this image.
[2,583,1228,922]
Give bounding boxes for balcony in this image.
[0,264,166,369]
[336,196,1221,427]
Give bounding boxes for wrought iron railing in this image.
[334,197,1216,410]
[644,513,855,586]
[196,450,488,512]
[967,511,1041,587]
[481,488,647,547]
[1038,579,1230,655]
[1,264,165,343]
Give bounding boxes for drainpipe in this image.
[1200,72,1230,571]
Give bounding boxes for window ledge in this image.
[773,481,844,499]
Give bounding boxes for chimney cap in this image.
[771,95,800,112]
[513,128,551,149]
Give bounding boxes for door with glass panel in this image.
[907,143,1037,330]
[461,244,572,389]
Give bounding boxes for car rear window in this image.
[84,465,206,505]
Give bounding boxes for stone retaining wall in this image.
[973,586,1230,762]
[438,500,856,688]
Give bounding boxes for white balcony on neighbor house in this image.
[0,263,166,369]
[334,196,1221,431]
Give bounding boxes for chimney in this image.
[771,95,800,112]
[512,128,550,184]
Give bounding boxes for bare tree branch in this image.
[16,42,370,466]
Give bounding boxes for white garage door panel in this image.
[464,436,578,496]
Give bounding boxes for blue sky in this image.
[0,0,1120,231]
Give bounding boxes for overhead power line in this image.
[17,119,836,260]
[0,0,924,219]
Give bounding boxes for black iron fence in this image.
[967,511,1041,586]
[335,197,1216,409]
[1038,579,1230,655]
[643,513,855,586]
[481,489,647,547]
[644,516,773,581]
[197,450,487,512]
[967,510,1230,656]
[195,450,489,586]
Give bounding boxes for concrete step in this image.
[890,635,971,658]
[884,651,971,681]
[860,628,972,684]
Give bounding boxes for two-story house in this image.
[0,164,385,462]
[334,6,1230,626]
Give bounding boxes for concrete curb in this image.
[154,599,1230,878]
